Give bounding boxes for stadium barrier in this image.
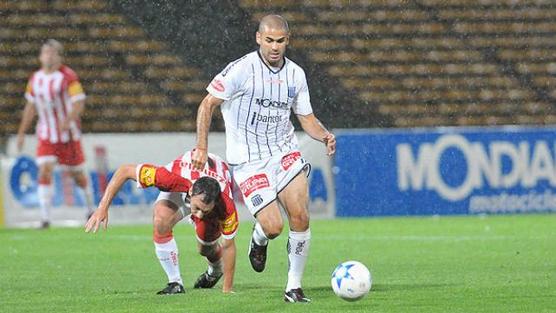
[0,133,334,228]
[335,126,556,216]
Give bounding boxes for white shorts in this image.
[231,150,311,216]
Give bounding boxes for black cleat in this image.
[248,237,268,272]
[193,270,223,289]
[40,221,50,229]
[156,282,185,295]
[284,288,311,303]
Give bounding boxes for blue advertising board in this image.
[334,127,556,216]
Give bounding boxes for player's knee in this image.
[265,222,284,239]
[153,216,172,235]
[289,211,310,229]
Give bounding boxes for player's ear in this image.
[256,31,262,45]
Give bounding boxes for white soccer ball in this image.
[331,260,372,301]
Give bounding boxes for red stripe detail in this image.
[59,78,70,141]
[190,170,200,181]
[171,159,181,175]
[48,78,61,141]
[153,231,173,244]
[207,156,216,172]
[221,161,229,172]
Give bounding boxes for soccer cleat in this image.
[248,237,268,272]
[40,221,50,229]
[156,282,185,295]
[193,270,223,289]
[284,288,311,303]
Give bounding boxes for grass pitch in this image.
[1,214,555,313]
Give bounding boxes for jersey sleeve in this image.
[24,75,35,103]
[135,164,192,192]
[219,193,239,240]
[206,59,245,101]
[62,66,86,103]
[292,69,313,116]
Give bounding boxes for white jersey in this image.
[206,51,313,164]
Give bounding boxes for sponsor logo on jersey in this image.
[281,151,302,171]
[210,79,225,92]
[240,174,270,197]
[288,87,296,98]
[251,194,264,207]
[255,98,288,110]
[250,112,283,125]
[139,165,157,187]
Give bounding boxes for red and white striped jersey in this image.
[24,65,86,144]
[163,150,233,198]
[135,150,238,238]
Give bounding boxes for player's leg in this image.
[278,161,312,303]
[153,193,186,295]
[62,141,93,218]
[231,160,281,273]
[37,160,56,228]
[68,167,94,218]
[193,222,224,288]
[249,201,284,272]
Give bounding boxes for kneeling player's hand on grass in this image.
[85,208,109,233]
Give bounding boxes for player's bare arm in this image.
[192,94,224,170]
[61,99,84,132]
[16,101,37,152]
[85,164,136,233]
[221,237,237,293]
[297,113,336,156]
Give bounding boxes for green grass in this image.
[1,214,555,313]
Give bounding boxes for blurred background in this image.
[1,0,556,227]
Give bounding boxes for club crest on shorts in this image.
[251,194,264,207]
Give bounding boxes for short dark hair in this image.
[191,176,221,205]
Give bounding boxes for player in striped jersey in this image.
[85,150,238,294]
[192,15,336,302]
[16,39,93,228]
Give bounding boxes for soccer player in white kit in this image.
[16,39,94,228]
[192,15,336,302]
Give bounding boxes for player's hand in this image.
[191,147,208,170]
[16,134,25,152]
[324,133,336,156]
[85,208,109,233]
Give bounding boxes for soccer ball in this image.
[331,260,372,301]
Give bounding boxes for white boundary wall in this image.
[1,132,334,228]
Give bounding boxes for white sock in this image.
[154,238,183,285]
[252,222,269,246]
[38,184,52,222]
[286,229,311,291]
[207,259,222,276]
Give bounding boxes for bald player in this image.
[191,15,336,302]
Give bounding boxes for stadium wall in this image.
[0,133,334,228]
[335,126,556,216]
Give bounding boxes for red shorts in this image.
[36,139,85,166]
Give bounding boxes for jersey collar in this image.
[257,50,286,74]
